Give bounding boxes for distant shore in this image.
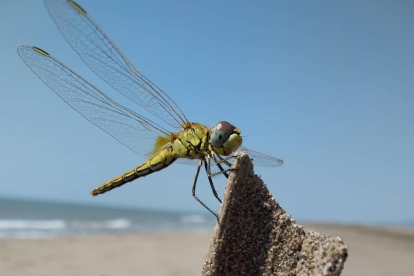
[0,224,413,276]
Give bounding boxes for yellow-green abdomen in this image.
[91,146,176,196]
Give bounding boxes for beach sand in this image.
[0,224,413,276]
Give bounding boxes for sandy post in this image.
[203,152,348,276]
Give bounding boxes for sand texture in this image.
[203,152,347,276]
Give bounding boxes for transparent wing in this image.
[238,146,284,167]
[174,159,200,166]
[18,45,171,158]
[44,0,188,129]
[172,147,284,168]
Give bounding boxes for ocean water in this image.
[0,198,216,239]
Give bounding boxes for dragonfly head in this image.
[210,121,242,156]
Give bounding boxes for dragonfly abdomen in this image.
[90,147,176,196]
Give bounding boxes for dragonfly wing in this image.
[18,46,171,158]
[238,146,284,167]
[174,158,200,166]
[44,0,188,129]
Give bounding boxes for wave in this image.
[0,213,215,239]
[0,220,66,230]
[69,219,131,230]
[0,219,131,230]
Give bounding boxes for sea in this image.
[0,197,217,240]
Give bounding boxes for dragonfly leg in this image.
[215,154,233,167]
[210,153,239,178]
[210,155,235,178]
[204,158,222,203]
[208,168,233,178]
[212,154,229,179]
[192,160,218,218]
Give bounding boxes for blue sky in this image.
[1,0,413,224]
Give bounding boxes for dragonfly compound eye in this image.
[210,121,238,147]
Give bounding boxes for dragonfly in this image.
[18,0,283,217]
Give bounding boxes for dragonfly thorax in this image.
[171,123,210,159]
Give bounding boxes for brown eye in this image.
[210,121,237,147]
